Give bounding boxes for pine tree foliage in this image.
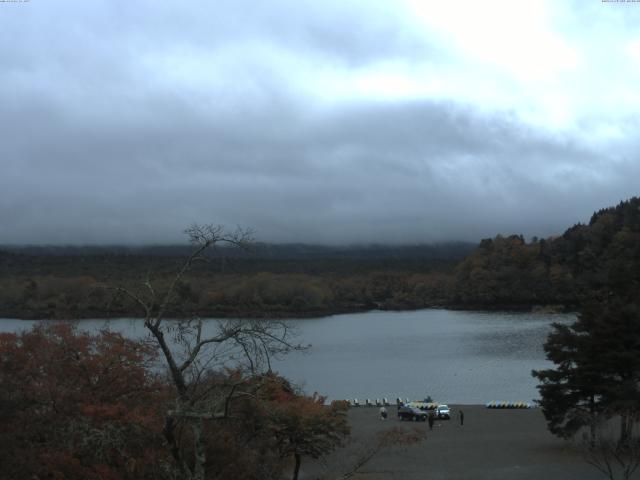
[533,300,640,442]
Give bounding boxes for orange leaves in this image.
[261,375,350,462]
[0,328,348,480]
[0,324,167,480]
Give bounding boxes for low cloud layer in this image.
[1,1,638,245]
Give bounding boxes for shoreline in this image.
[0,303,575,321]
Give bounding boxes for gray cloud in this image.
[0,1,637,245]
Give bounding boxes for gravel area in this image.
[301,405,616,480]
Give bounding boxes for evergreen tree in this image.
[533,318,603,441]
[533,300,640,443]
[586,301,640,443]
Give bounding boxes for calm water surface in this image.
[0,309,574,404]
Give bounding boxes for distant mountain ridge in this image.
[1,198,638,319]
[0,242,475,261]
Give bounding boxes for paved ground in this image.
[301,405,621,480]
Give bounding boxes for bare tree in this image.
[305,426,422,480]
[337,427,423,480]
[111,224,306,480]
[581,413,640,480]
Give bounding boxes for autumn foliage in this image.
[0,326,351,480]
[259,375,350,480]
[0,324,168,480]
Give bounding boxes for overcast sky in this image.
[1,0,639,245]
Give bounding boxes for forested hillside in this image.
[452,197,640,309]
[0,243,472,319]
[1,197,639,319]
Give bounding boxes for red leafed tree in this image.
[259,375,350,480]
[0,323,168,480]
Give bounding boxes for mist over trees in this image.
[2,197,640,477]
[1,197,640,319]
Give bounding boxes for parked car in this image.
[398,406,428,421]
[435,404,451,419]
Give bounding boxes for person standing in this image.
[428,411,435,431]
[396,398,403,417]
[379,406,388,420]
[459,409,464,427]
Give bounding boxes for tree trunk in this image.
[146,322,188,396]
[192,418,206,480]
[163,416,189,476]
[619,412,635,449]
[589,395,597,447]
[292,453,301,480]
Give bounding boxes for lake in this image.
[0,308,574,404]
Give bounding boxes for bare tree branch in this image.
[581,415,640,480]
[106,224,305,480]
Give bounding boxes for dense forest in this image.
[0,243,473,319]
[452,196,640,309]
[1,196,639,319]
